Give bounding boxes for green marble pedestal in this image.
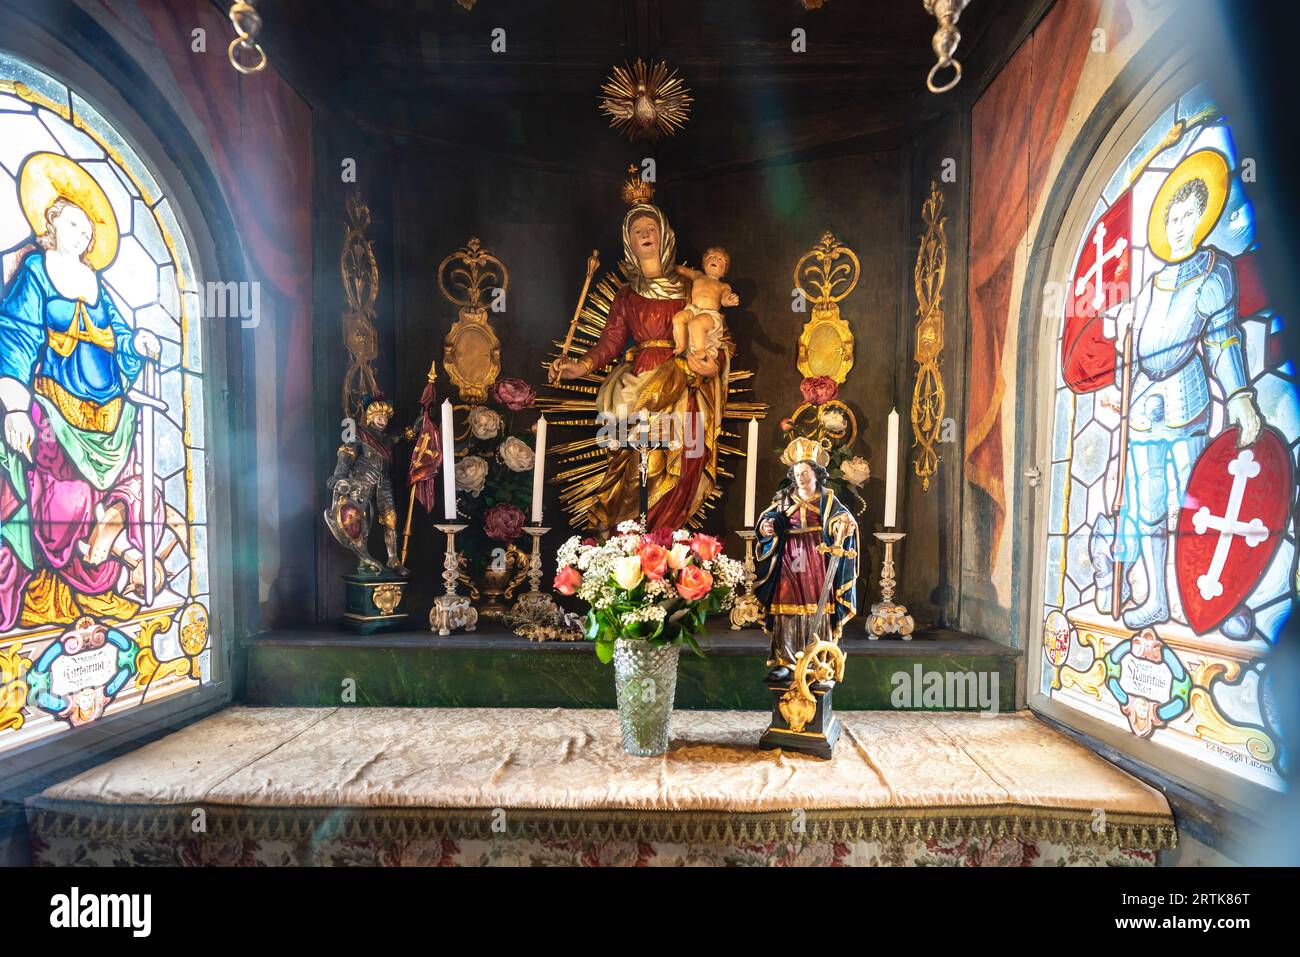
[245,624,1020,711]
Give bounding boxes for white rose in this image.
[468,405,502,440]
[840,455,871,487]
[499,435,535,472]
[612,555,644,591]
[819,408,848,433]
[454,455,489,496]
[666,543,691,570]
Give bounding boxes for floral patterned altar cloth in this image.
[26,707,1174,866]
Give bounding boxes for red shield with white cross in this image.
[1062,191,1132,394]
[1176,427,1293,634]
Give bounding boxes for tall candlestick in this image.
[531,415,547,523]
[743,417,758,527]
[884,407,899,527]
[441,399,456,521]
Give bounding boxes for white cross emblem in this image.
[1191,449,1270,601]
[1075,220,1128,311]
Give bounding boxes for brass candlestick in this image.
[510,525,559,620]
[431,523,477,635]
[866,531,914,639]
[729,528,764,630]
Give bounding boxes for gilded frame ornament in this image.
[910,181,947,492]
[437,237,506,404]
[340,192,380,418]
[793,232,858,384]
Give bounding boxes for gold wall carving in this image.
[341,193,380,418]
[438,238,506,405]
[910,181,947,492]
[793,231,858,385]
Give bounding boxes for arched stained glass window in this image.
[1036,82,1296,792]
[0,54,212,753]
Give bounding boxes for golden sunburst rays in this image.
[599,59,693,142]
[537,268,767,530]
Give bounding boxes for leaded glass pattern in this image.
[0,55,211,751]
[1040,84,1295,791]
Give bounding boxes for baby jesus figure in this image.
[672,246,739,360]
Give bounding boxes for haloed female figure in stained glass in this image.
[0,152,173,630]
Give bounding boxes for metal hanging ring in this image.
[228,36,267,75]
[927,58,961,94]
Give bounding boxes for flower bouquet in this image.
[553,521,745,755]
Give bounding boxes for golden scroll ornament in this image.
[437,237,507,405]
[794,231,858,385]
[910,181,947,492]
[341,193,380,418]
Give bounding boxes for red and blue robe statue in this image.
[754,482,858,679]
[0,251,153,629]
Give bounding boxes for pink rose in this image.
[638,542,668,580]
[554,565,582,595]
[800,376,839,406]
[490,377,537,411]
[690,533,723,562]
[483,502,526,542]
[675,565,714,602]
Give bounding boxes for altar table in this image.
[26,707,1175,866]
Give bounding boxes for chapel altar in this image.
[0,0,1296,880]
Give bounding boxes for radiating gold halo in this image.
[1147,148,1230,264]
[19,152,119,270]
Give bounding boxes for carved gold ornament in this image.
[373,583,403,616]
[910,181,947,492]
[438,238,507,404]
[341,193,380,417]
[600,60,693,142]
[794,232,858,385]
[0,642,33,732]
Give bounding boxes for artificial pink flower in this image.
[483,502,526,542]
[490,377,537,411]
[800,375,839,406]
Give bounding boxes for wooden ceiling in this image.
[263,0,1049,175]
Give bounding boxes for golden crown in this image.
[780,436,830,468]
[621,164,656,206]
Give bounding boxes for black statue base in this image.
[341,573,410,634]
[758,681,841,759]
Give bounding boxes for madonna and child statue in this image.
[547,197,734,534]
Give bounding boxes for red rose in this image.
[800,376,839,406]
[581,537,598,547]
[490,377,537,411]
[675,565,714,602]
[638,542,669,580]
[483,502,526,542]
[690,533,723,562]
[644,527,675,548]
[554,565,582,595]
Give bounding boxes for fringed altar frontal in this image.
[26,707,1174,867]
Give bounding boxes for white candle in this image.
[441,399,456,521]
[743,418,758,527]
[531,415,547,523]
[884,407,899,527]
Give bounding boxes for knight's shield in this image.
[1175,426,1292,634]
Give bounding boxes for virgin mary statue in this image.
[548,203,730,533]
[0,152,163,630]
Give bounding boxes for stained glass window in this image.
[1039,83,1295,791]
[0,55,212,753]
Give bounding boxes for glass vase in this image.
[612,638,681,757]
